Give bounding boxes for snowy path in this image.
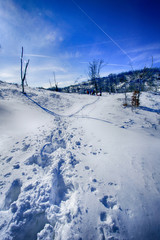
[25,93,100,118]
[0,83,160,240]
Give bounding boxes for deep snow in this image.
[0,81,160,240]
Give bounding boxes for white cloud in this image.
[0,0,64,53]
[30,65,67,73]
[25,54,55,59]
[0,65,19,83]
[80,61,89,64]
[62,51,82,59]
[0,72,15,78]
[131,52,153,63]
[152,54,160,64]
[0,0,68,87]
[128,43,160,54]
[45,32,56,42]
[126,43,160,68]
[107,63,130,67]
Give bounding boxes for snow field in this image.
[0,81,160,239]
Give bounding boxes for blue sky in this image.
[0,0,160,88]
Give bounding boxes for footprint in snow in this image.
[75,141,81,147]
[91,187,96,192]
[100,212,107,221]
[0,181,6,189]
[22,144,30,151]
[108,182,117,186]
[24,184,34,192]
[69,155,79,167]
[6,157,13,163]
[13,163,20,169]
[92,178,97,183]
[85,166,90,170]
[99,220,119,240]
[11,148,20,153]
[100,195,117,209]
[91,152,97,155]
[4,179,22,210]
[4,172,11,178]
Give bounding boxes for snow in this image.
[0,81,160,240]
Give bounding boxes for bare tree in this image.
[130,57,153,106]
[123,75,130,106]
[53,72,58,92]
[21,47,30,94]
[88,59,104,94]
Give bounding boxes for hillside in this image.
[0,81,160,240]
[51,67,160,94]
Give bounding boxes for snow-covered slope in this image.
[0,82,160,240]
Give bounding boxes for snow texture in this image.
[0,81,160,240]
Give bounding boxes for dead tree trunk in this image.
[130,57,153,107]
[53,72,58,92]
[21,47,30,94]
[88,59,104,95]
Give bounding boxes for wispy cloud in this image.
[80,62,130,67]
[152,54,160,64]
[25,51,83,63]
[0,0,63,54]
[0,0,68,86]
[131,52,153,63]
[125,43,160,69]
[0,1,159,88]
[25,54,55,59]
[107,63,130,67]
[61,51,82,59]
[128,43,160,54]
[0,65,19,82]
[30,65,67,73]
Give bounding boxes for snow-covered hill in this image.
[0,81,160,240]
[58,67,160,94]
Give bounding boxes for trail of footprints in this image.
[82,164,122,240]
[99,194,122,240]
[1,119,126,240]
[70,124,123,240]
[0,119,81,239]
